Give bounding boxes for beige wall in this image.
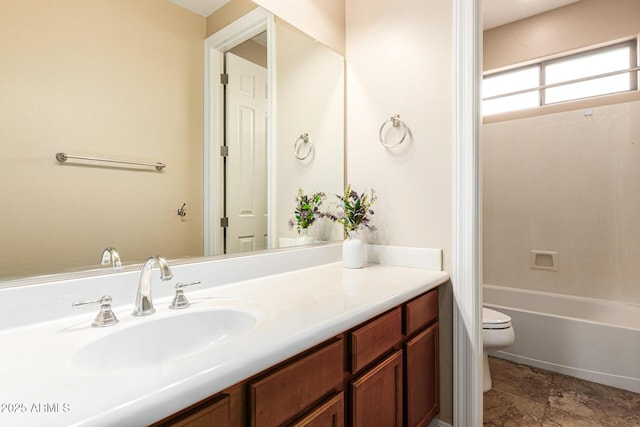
[345,0,453,422]
[206,0,345,56]
[205,0,258,37]
[228,37,268,68]
[253,0,345,55]
[0,0,205,278]
[273,20,345,244]
[483,0,640,304]
[484,0,640,72]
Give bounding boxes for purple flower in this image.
[288,188,326,234]
[326,184,377,233]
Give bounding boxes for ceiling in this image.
[483,0,581,30]
[167,0,581,30]
[168,0,229,17]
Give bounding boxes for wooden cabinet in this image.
[349,288,439,427]
[351,350,403,427]
[249,339,344,426]
[405,323,439,427]
[290,393,344,427]
[152,394,232,427]
[155,288,439,427]
[404,288,439,427]
[405,289,438,336]
[350,307,402,373]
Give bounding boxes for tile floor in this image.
[483,357,640,426]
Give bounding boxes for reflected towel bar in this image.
[56,152,166,171]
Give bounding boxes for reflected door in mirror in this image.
[225,53,268,254]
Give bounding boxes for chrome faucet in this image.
[100,247,122,268]
[132,256,173,316]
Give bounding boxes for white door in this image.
[225,52,268,254]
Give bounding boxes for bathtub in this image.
[483,284,640,393]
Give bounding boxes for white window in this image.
[483,66,539,115]
[483,40,638,115]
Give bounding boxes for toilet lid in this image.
[483,307,512,329]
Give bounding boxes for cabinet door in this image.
[405,323,439,427]
[351,350,403,427]
[290,392,344,427]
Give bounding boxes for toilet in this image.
[482,307,515,392]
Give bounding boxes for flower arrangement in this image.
[288,188,326,234]
[325,184,376,233]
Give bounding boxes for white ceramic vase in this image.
[342,230,363,268]
[295,228,314,246]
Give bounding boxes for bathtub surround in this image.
[484,100,640,305]
[483,0,640,306]
[484,357,640,426]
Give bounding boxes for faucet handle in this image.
[169,281,201,310]
[100,247,122,268]
[72,295,119,327]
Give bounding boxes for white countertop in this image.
[0,261,448,427]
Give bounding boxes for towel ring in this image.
[379,114,409,148]
[294,133,313,160]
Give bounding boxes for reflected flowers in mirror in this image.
[288,188,327,234]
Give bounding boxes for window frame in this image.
[482,39,639,115]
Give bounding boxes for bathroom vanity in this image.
[154,287,440,426]
[0,244,448,427]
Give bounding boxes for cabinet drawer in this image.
[290,392,344,427]
[158,394,231,427]
[350,307,402,373]
[404,289,438,336]
[250,339,344,427]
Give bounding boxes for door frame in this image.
[452,0,483,425]
[203,8,276,255]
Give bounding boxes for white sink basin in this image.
[73,308,257,371]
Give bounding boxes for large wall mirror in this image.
[0,0,344,285]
